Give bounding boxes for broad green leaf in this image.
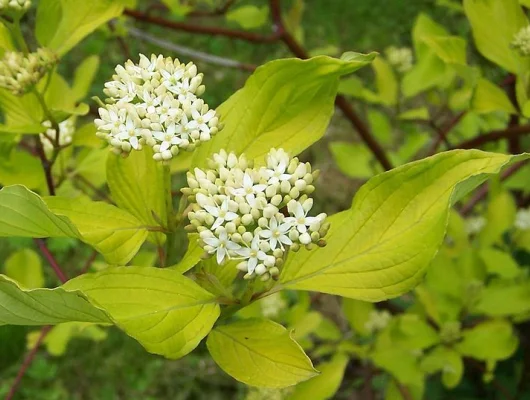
[107,148,168,245]
[314,317,342,341]
[402,52,448,98]
[44,196,148,265]
[0,185,79,238]
[64,267,220,359]
[373,348,424,387]
[28,322,107,356]
[0,149,46,190]
[0,274,110,325]
[171,235,202,274]
[478,248,521,278]
[0,89,43,126]
[290,311,322,340]
[72,55,100,102]
[0,22,15,54]
[342,298,374,336]
[474,281,530,316]
[161,0,192,16]
[280,150,528,301]
[399,108,430,121]
[288,353,348,400]
[421,35,467,65]
[37,0,125,56]
[420,346,463,388]
[226,5,269,30]
[1,267,220,359]
[456,319,518,361]
[206,319,318,388]
[329,142,375,179]
[412,14,449,60]
[192,54,376,167]
[479,191,517,246]
[4,249,44,289]
[464,0,528,73]
[72,122,101,148]
[368,109,392,145]
[284,0,305,44]
[373,56,398,106]
[73,148,107,187]
[471,78,517,114]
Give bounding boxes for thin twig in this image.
[456,124,530,149]
[34,137,55,196]
[75,174,113,203]
[460,160,529,216]
[5,326,52,400]
[127,27,257,71]
[108,20,131,60]
[34,238,68,283]
[395,381,413,400]
[124,8,281,43]
[427,111,466,155]
[79,250,98,275]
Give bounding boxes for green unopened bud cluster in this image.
[512,26,530,56]
[0,0,30,15]
[182,148,329,281]
[0,48,56,95]
[95,54,221,161]
[385,46,413,73]
[440,321,461,344]
[364,310,391,334]
[39,118,75,155]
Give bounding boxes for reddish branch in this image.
[34,238,68,283]
[34,136,55,196]
[460,160,529,215]
[5,326,52,400]
[189,0,236,17]
[427,111,466,155]
[123,8,281,43]
[456,124,530,149]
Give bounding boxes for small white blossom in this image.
[515,208,530,230]
[203,229,241,264]
[39,118,75,155]
[259,215,293,250]
[385,46,413,73]
[0,0,31,14]
[285,201,320,233]
[465,216,486,236]
[512,26,530,56]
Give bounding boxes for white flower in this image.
[203,230,241,264]
[202,198,238,230]
[515,208,530,230]
[512,26,530,57]
[260,215,293,250]
[236,235,267,274]
[117,116,143,150]
[232,173,267,201]
[153,123,183,152]
[285,201,319,233]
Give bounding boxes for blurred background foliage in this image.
[1,0,530,399]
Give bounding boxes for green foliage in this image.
[192,53,376,167]
[280,151,525,301]
[206,319,317,388]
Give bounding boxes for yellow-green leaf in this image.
[280,150,528,301]
[472,78,517,114]
[4,249,44,289]
[206,318,318,388]
[192,54,375,167]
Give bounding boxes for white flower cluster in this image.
[385,46,413,73]
[183,148,329,280]
[364,310,391,334]
[465,216,486,236]
[515,208,530,231]
[0,49,56,95]
[39,118,75,155]
[512,26,530,56]
[0,0,30,14]
[95,54,220,161]
[261,293,287,319]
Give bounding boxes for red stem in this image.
[34,238,68,283]
[456,124,530,149]
[124,8,281,43]
[5,326,52,400]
